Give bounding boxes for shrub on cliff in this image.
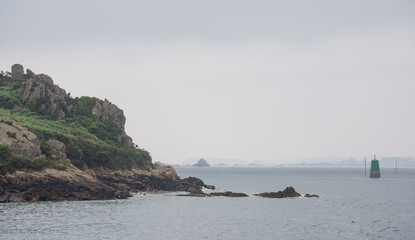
[0,86,21,109]
[0,144,69,174]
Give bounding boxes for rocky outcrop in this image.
[17,68,72,119]
[0,165,129,202]
[92,99,125,129]
[258,186,301,198]
[0,165,215,203]
[92,99,133,147]
[8,64,134,146]
[94,166,215,193]
[0,116,42,158]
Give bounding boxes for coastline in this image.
[0,165,213,203]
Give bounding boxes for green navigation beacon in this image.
[369,154,381,178]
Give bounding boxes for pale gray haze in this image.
[1,0,414,164]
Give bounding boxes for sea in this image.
[0,167,414,240]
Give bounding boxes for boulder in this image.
[46,139,66,158]
[0,116,42,158]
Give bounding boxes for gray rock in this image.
[37,74,54,86]
[26,69,36,79]
[11,64,24,81]
[46,139,66,158]
[15,69,71,119]
[92,99,126,130]
[0,116,42,159]
[92,99,134,147]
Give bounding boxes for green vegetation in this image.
[0,86,22,109]
[0,75,152,172]
[0,144,69,174]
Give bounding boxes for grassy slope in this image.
[0,77,152,172]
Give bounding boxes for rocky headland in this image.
[0,64,214,203]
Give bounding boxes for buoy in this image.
[369,154,381,178]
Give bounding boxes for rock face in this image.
[193,159,210,167]
[92,99,126,130]
[17,68,72,119]
[92,99,133,147]
[259,186,301,198]
[0,116,42,158]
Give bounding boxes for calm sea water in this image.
[1,167,414,240]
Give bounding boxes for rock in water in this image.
[258,186,301,198]
[193,159,210,167]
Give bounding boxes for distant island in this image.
[0,64,212,202]
[193,159,210,167]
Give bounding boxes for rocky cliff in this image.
[9,64,132,147]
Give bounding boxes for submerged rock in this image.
[177,191,249,197]
[304,194,319,198]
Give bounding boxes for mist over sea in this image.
[1,167,414,240]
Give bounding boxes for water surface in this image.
[1,167,414,239]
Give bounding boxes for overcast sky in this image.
[1,0,414,164]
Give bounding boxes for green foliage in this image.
[28,96,49,114]
[71,96,98,117]
[0,144,69,174]
[0,86,21,109]
[0,107,152,171]
[0,83,152,172]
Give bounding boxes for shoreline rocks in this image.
[0,165,215,203]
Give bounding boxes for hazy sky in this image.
[1,0,414,164]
